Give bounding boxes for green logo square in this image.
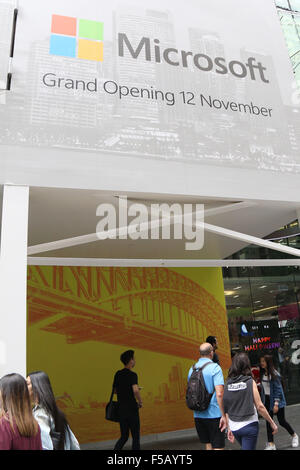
[79,19,103,41]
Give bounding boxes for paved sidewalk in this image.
[140,404,300,451]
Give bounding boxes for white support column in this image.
[0,185,29,377]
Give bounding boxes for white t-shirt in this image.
[262,374,271,396]
[228,406,258,432]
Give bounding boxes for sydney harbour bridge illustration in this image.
[27,266,230,367]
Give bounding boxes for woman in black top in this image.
[259,355,298,450]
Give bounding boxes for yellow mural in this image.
[27,266,230,444]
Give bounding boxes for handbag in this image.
[105,386,119,422]
[50,426,80,450]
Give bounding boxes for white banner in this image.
[0,0,300,196]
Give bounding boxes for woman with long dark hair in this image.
[26,371,80,450]
[260,354,299,450]
[224,353,277,450]
[0,373,42,450]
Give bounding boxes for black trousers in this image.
[265,395,295,442]
[114,409,140,450]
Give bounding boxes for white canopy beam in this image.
[27,257,300,267]
[27,218,300,258]
[27,201,254,255]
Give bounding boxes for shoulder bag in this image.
[105,385,119,422]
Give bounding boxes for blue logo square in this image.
[50,34,76,58]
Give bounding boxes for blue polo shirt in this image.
[187,358,224,419]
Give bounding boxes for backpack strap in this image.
[109,383,115,403]
[200,361,213,371]
[193,361,212,372]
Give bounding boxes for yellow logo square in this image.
[78,39,103,61]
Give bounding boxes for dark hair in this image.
[228,352,252,378]
[0,373,39,437]
[260,355,278,380]
[206,336,216,346]
[120,350,135,366]
[28,371,69,450]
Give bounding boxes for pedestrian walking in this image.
[27,371,80,450]
[224,352,278,450]
[113,350,142,451]
[187,343,226,450]
[206,336,220,365]
[259,354,299,450]
[0,373,43,450]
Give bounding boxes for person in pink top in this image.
[0,373,43,450]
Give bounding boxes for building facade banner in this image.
[0,0,299,186]
[27,266,230,444]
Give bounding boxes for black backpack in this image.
[186,362,213,411]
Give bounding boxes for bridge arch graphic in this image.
[27,266,231,368]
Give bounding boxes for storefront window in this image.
[226,221,300,261]
[224,266,300,405]
[276,0,300,14]
[276,0,290,9]
[290,0,300,12]
[276,0,300,88]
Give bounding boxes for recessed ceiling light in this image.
[224,291,235,296]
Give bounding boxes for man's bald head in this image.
[199,343,214,357]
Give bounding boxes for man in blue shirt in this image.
[187,343,226,450]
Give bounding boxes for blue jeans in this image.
[232,422,259,450]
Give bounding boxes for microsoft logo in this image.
[47,15,269,83]
[50,14,104,61]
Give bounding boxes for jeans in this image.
[114,409,140,450]
[232,422,259,450]
[265,395,294,442]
